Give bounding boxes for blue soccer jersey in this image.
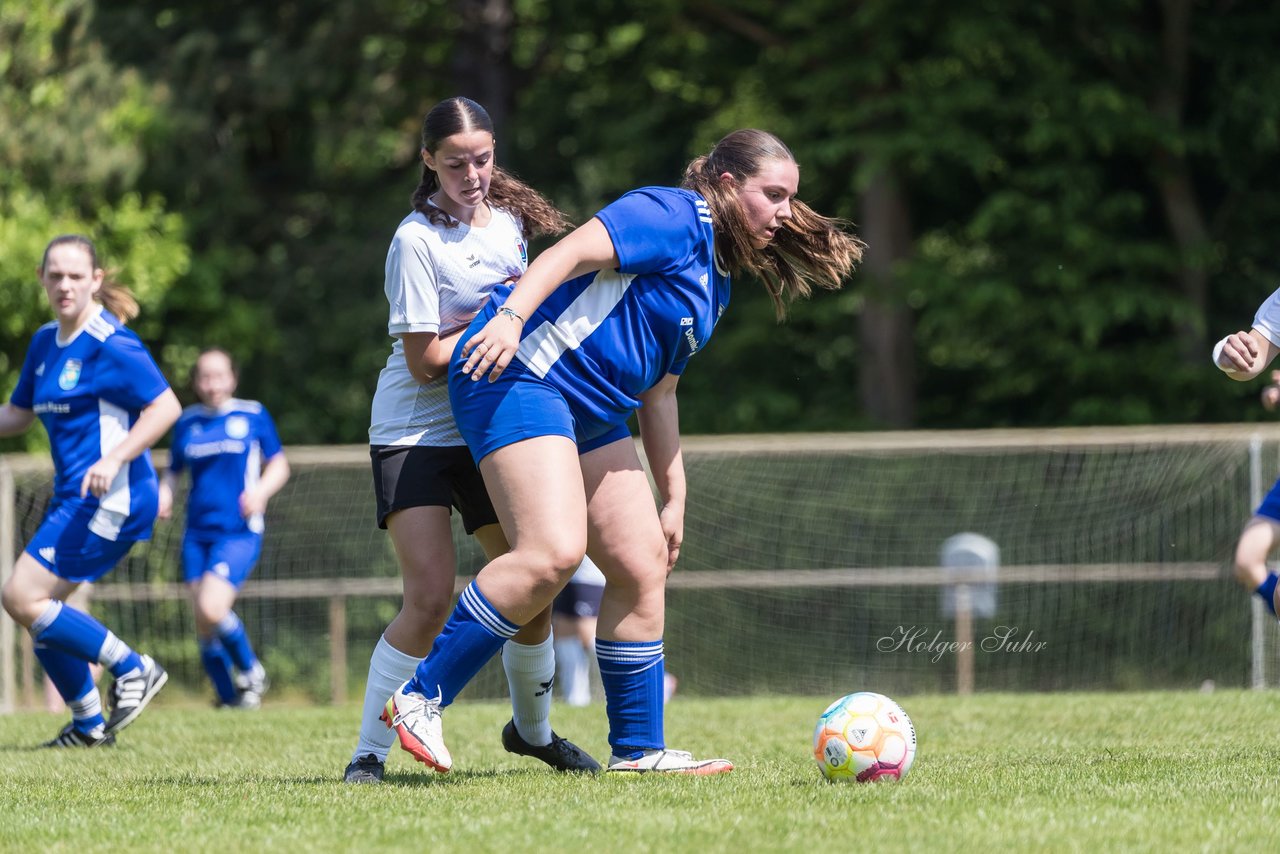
[10,308,170,541]
[501,186,729,440]
[169,400,284,536]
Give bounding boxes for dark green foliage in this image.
[6,2,1280,437]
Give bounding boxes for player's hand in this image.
[240,489,267,518]
[157,487,173,520]
[659,502,684,574]
[459,311,524,382]
[1263,386,1280,412]
[80,456,123,498]
[1218,330,1260,372]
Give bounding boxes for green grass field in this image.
[2,691,1278,852]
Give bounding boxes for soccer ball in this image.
[813,692,917,782]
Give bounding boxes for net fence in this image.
[3,426,1279,709]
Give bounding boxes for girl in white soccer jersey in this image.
[385,129,864,774]
[158,348,290,708]
[1213,290,1280,621]
[344,97,596,782]
[0,235,181,747]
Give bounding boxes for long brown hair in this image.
[682,129,865,319]
[41,234,140,322]
[409,97,570,239]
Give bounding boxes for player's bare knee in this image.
[397,595,451,637]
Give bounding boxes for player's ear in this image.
[718,171,737,187]
[421,147,436,172]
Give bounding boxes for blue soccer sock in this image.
[33,641,104,733]
[215,611,259,674]
[32,600,142,678]
[596,638,666,758]
[405,582,518,707]
[199,636,240,704]
[1256,572,1279,617]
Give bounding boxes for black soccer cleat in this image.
[43,722,116,749]
[501,719,601,773]
[343,753,386,784]
[105,655,168,735]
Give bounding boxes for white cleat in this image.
[381,682,452,773]
[605,748,733,775]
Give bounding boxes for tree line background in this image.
[3,0,1279,451]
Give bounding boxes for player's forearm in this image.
[637,384,686,510]
[502,218,618,321]
[256,453,291,501]
[0,403,36,437]
[106,389,181,464]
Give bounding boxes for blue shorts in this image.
[449,363,631,462]
[26,500,141,583]
[181,532,262,588]
[1258,480,1280,522]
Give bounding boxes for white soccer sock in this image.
[352,634,421,763]
[553,638,592,707]
[503,635,555,746]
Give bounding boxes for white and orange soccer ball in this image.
[813,692,917,782]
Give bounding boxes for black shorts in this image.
[370,444,499,533]
[553,581,604,619]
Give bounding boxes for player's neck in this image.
[429,193,492,228]
[55,303,104,346]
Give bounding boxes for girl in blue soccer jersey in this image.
[384,129,864,774]
[0,235,181,747]
[158,348,290,708]
[344,97,596,783]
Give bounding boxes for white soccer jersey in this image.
[1253,288,1280,347]
[369,204,527,446]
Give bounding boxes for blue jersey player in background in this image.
[159,348,290,708]
[0,234,181,747]
[383,129,865,774]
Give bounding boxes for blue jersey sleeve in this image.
[256,407,284,459]
[9,336,41,410]
[168,417,189,474]
[596,188,702,277]
[98,332,170,410]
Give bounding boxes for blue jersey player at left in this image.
[158,348,290,708]
[0,234,181,747]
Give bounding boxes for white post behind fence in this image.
[1250,434,1266,690]
[1,459,15,714]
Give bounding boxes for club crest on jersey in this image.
[58,359,82,390]
[517,239,527,265]
[225,415,250,439]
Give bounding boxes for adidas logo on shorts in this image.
[39,547,56,564]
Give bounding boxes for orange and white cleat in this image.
[381,682,452,773]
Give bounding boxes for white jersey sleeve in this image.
[1253,288,1280,347]
[385,227,441,336]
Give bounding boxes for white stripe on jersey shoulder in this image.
[694,197,712,223]
[37,320,58,332]
[228,398,264,414]
[85,313,116,342]
[516,270,636,379]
